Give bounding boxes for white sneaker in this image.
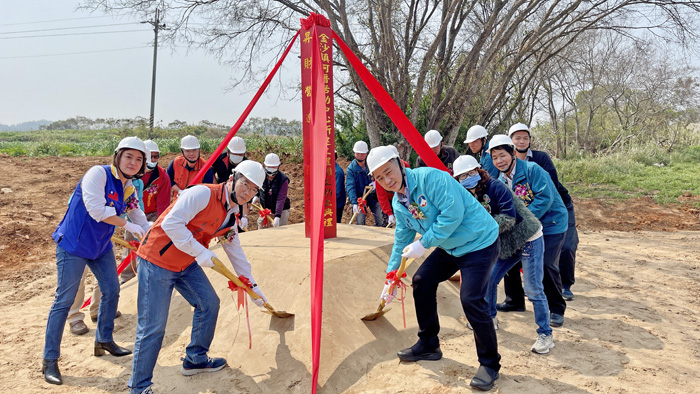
[531,334,555,354]
[467,317,498,330]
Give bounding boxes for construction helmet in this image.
[388,145,400,157]
[424,129,443,148]
[180,135,200,149]
[353,140,369,154]
[234,160,265,188]
[264,153,281,167]
[367,145,399,174]
[115,136,147,156]
[227,136,246,154]
[508,123,530,137]
[453,155,481,177]
[144,147,157,170]
[464,125,488,143]
[143,139,160,153]
[487,134,515,154]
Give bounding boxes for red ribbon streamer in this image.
[385,269,408,328]
[356,197,367,215]
[258,208,272,226]
[228,275,254,349]
[332,31,448,172]
[188,30,301,186]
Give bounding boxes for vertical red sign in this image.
[301,19,336,239]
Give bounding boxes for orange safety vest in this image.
[137,183,234,272]
[172,155,206,190]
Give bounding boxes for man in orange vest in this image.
[166,135,214,197]
[128,160,267,394]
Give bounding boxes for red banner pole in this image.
[188,31,300,186]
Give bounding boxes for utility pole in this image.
[143,9,166,139]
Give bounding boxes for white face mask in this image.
[229,154,244,164]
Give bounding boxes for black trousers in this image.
[413,238,501,372]
[502,232,567,315]
[559,202,578,288]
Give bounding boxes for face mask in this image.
[229,154,244,164]
[265,167,278,176]
[146,162,157,170]
[460,173,481,189]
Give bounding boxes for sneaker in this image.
[180,357,227,376]
[69,320,89,335]
[531,334,555,354]
[140,387,154,394]
[467,317,498,330]
[562,288,574,301]
[550,313,564,327]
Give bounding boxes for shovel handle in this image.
[111,236,137,250]
[349,186,374,225]
[210,257,260,300]
[251,202,276,227]
[378,257,409,312]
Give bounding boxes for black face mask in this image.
[516,146,530,153]
[503,154,516,174]
[182,149,200,164]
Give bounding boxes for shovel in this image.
[362,257,410,321]
[348,185,374,225]
[210,257,294,318]
[251,202,276,228]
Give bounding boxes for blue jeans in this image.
[487,237,551,336]
[129,257,220,394]
[44,245,120,360]
[356,198,384,226]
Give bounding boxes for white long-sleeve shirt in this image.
[160,184,256,284]
[81,165,149,229]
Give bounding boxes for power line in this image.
[0,29,150,40]
[0,15,112,27]
[0,22,138,35]
[0,46,148,59]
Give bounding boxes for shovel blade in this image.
[361,307,392,321]
[262,309,295,318]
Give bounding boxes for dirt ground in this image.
[1,154,700,393]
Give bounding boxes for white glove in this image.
[252,196,260,206]
[195,249,216,268]
[123,221,146,239]
[370,181,375,190]
[402,240,427,259]
[352,204,359,214]
[140,221,154,234]
[250,286,267,308]
[380,282,397,305]
[239,216,248,230]
[273,217,280,227]
[387,214,396,225]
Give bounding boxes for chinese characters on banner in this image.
[301,22,336,239]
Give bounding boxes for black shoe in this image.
[94,341,132,357]
[42,359,62,385]
[496,302,525,312]
[91,310,121,323]
[550,313,564,327]
[470,365,499,391]
[397,341,442,362]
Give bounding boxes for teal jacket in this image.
[499,158,567,235]
[387,167,499,272]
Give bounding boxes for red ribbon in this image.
[228,275,254,349]
[188,30,301,186]
[258,208,272,226]
[385,269,408,328]
[356,197,367,215]
[332,31,448,173]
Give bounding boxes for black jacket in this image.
[258,171,291,216]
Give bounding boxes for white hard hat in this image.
[388,145,399,157]
[264,153,281,167]
[453,155,481,177]
[180,135,200,149]
[227,136,246,154]
[487,134,515,154]
[464,125,488,143]
[234,160,265,188]
[424,129,443,148]
[353,140,369,154]
[144,147,156,168]
[115,136,147,156]
[508,123,530,137]
[143,139,160,153]
[367,145,399,174]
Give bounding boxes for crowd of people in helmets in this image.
[42,123,577,393]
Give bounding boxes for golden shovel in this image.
[210,257,294,318]
[362,257,411,321]
[251,202,276,228]
[111,236,137,250]
[348,185,375,225]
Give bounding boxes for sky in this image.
[0,1,301,126]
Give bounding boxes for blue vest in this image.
[53,165,126,259]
